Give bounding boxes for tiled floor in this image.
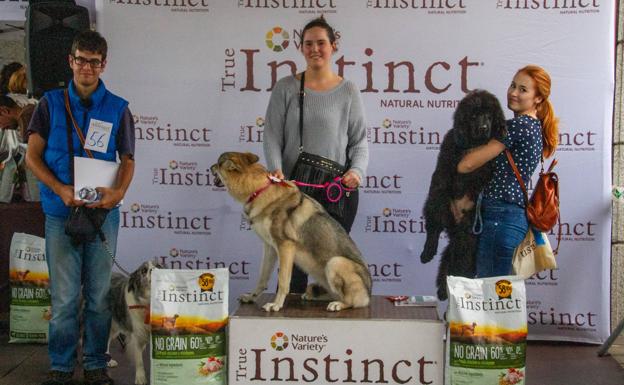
[1,315,623,385]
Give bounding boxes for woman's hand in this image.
[270,169,285,180]
[341,170,361,189]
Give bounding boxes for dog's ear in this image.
[243,152,259,165]
[128,269,140,294]
[222,159,240,172]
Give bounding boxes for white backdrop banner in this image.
[96,0,615,344]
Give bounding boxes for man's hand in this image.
[55,184,85,207]
[341,170,361,189]
[87,187,123,209]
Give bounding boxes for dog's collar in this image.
[129,304,150,324]
[247,175,290,204]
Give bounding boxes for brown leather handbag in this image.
[506,150,561,252]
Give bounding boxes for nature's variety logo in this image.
[266,26,290,52]
[495,279,512,299]
[382,118,392,128]
[365,208,424,234]
[256,117,265,127]
[169,160,178,170]
[130,203,141,213]
[198,272,215,292]
[169,248,179,257]
[270,332,289,351]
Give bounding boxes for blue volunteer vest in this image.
[39,80,128,217]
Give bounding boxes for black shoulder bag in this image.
[289,72,359,231]
[62,89,110,245]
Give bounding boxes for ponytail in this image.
[537,99,558,158]
[517,65,559,158]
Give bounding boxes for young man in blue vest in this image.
[26,30,135,385]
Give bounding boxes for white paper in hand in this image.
[74,157,120,203]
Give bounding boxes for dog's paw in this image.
[107,358,118,368]
[239,292,258,303]
[135,373,148,385]
[262,302,283,312]
[327,301,346,311]
[420,240,438,263]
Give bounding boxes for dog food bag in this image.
[9,233,50,343]
[151,268,229,385]
[446,275,527,385]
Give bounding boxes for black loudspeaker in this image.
[25,1,90,98]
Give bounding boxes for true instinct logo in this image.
[239,117,264,143]
[362,173,403,194]
[525,269,558,287]
[121,203,212,235]
[12,247,45,262]
[158,288,225,303]
[528,306,597,331]
[365,208,425,234]
[238,0,337,13]
[454,294,524,313]
[152,160,223,190]
[367,261,403,282]
[111,0,210,13]
[156,248,251,279]
[367,118,441,148]
[548,220,596,241]
[134,116,212,147]
[497,0,600,14]
[221,46,481,95]
[556,130,597,152]
[234,347,436,384]
[367,0,467,14]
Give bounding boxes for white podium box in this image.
[229,294,445,385]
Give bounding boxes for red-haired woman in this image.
[457,65,559,277]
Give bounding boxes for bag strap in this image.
[298,71,305,153]
[505,149,530,206]
[64,91,75,185]
[64,89,94,159]
[506,149,562,255]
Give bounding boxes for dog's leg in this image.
[325,257,370,312]
[127,335,148,385]
[107,327,119,368]
[240,243,277,304]
[263,241,296,312]
[302,283,334,301]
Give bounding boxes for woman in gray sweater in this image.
[263,16,369,292]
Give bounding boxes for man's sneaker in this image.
[83,368,114,385]
[41,370,74,385]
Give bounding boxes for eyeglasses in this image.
[71,55,104,69]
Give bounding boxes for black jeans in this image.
[288,191,359,293]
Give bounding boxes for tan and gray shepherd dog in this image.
[211,152,372,312]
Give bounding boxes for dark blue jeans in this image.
[476,198,528,278]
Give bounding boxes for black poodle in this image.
[420,90,506,300]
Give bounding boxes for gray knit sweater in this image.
[263,75,369,180]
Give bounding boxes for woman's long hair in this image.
[517,65,559,158]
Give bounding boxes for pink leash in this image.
[294,176,355,203]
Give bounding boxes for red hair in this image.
[516,65,559,158]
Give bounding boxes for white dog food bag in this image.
[151,268,229,385]
[446,275,527,385]
[9,232,50,343]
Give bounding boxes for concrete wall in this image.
[611,0,624,332]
